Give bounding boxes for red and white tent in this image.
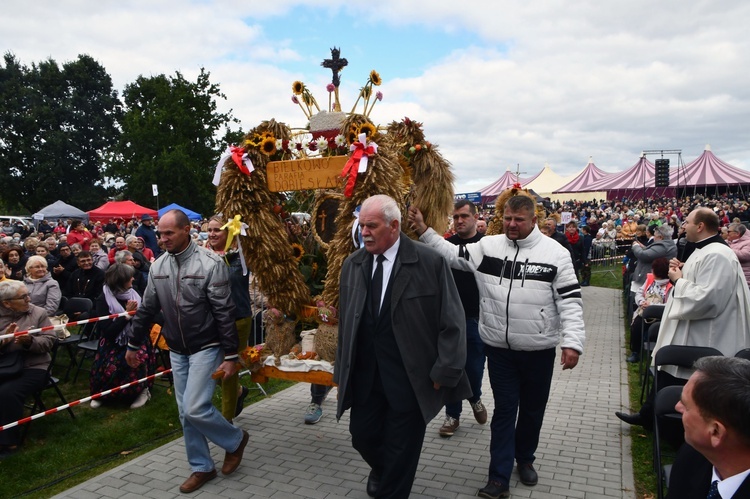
[479,168,530,204]
[554,157,610,193]
[87,201,159,223]
[671,145,750,188]
[585,154,675,199]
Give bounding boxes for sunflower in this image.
[291,243,305,261]
[292,81,305,95]
[347,129,358,145]
[369,70,382,86]
[260,137,277,156]
[358,122,377,139]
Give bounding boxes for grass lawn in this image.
[0,341,294,498]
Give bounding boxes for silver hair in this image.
[114,250,133,264]
[654,225,673,239]
[25,255,48,272]
[362,195,401,228]
[730,223,747,236]
[125,235,138,246]
[0,280,27,302]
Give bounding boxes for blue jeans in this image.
[445,318,485,419]
[170,347,244,472]
[486,346,555,485]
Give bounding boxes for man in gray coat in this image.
[334,195,471,498]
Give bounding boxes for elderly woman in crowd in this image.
[114,250,147,295]
[23,256,62,316]
[88,239,110,271]
[89,263,154,409]
[0,280,56,457]
[727,222,750,287]
[23,237,39,259]
[3,246,27,281]
[134,237,155,262]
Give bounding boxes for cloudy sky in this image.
[3,1,750,194]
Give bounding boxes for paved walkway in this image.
[54,286,634,499]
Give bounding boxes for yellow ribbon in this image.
[220,215,244,252]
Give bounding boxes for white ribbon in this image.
[351,133,378,174]
[351,206,362,248]
[212,146,232,186]
[241,152,255,175]
[236,222,249,276]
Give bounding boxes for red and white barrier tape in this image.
[0,369,171,432]
[0,310,136,341]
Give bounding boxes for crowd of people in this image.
[2,190,750,497]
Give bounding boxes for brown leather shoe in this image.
[179,469,217,493]
[222,429,249,475]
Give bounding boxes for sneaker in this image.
[471,399,488,425]
[517,462,538,486]
[304,403,323,424]
[90,398,102,409]
[438,415,459,437]
[129,388,151,409]
[626,352,640,363]
[477,480,509,499]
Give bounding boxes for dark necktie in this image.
[371,254,385,317]
[707,480,721,499]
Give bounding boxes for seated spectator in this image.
[0,260,7,282]
[135,237,155,262]
[89,239,109,271]
[89,264,154,410]
[65,251,105,302]
[727,223,750,287]
[114,250,147,295]
[69,243,82,258]
[34,244,57,269]
[52,221,66,235]
[0,280,56,457]
[627,257,671,363]
[125,235,140,256]
[23,237,39,259]
[37,220,53,235]
[107,236,127,265]
[0,237,9,256]
[131,251,150,280]
[23,255,62,316]
[51,243,78,292]
[66,220,92,251]
[3,246,27,281]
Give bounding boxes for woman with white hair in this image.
[23,256,61,316]
[0,280,55,457]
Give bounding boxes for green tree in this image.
[0,53,121,212]
[110,69,238,216]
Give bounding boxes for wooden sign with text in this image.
[267,156,347,192]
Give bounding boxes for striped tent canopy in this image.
[553,157,610,193]
[587,154,676,199]
[671,145,750,187]
[479,168,530,203]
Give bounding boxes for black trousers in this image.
[349,380,426,499]
[0,368,47,446]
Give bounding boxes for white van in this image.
[0,216,34,235]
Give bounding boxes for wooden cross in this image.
[513,163,527,183]
[321,47,348,87]
[317,210,327,232]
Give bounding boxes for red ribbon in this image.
[341,141,376,197]
[231,146,252,175]
[512,182,522,189]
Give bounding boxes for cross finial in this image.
[321,47,348,87]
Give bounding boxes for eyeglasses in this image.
[8,294,30,301]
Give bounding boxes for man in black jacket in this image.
[65,251,105,302]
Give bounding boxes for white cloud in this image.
[3,0,750,194]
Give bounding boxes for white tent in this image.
[523,163,579,197]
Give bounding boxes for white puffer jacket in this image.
[421,226,585,353]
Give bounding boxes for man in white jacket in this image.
[409,195,585,499]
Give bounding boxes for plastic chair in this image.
[653,385,683,499]
[59,297,94,381]
[23,339,76,442]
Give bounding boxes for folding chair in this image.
[59,297,94,381]
[23,339,76,442]
[653,385,683,499]
[735,348,750,361]
[639,304,665,402]
[72,322,101,383]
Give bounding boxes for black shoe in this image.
[366,470,381,497]
[581,281,590,286]
[234,386,249,418]
[478,480,510,499]
[615,411,644,426]
[517,463,538,486]
[626,353,640,363]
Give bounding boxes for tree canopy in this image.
[109,69,238,217]
[0,53,121,212]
